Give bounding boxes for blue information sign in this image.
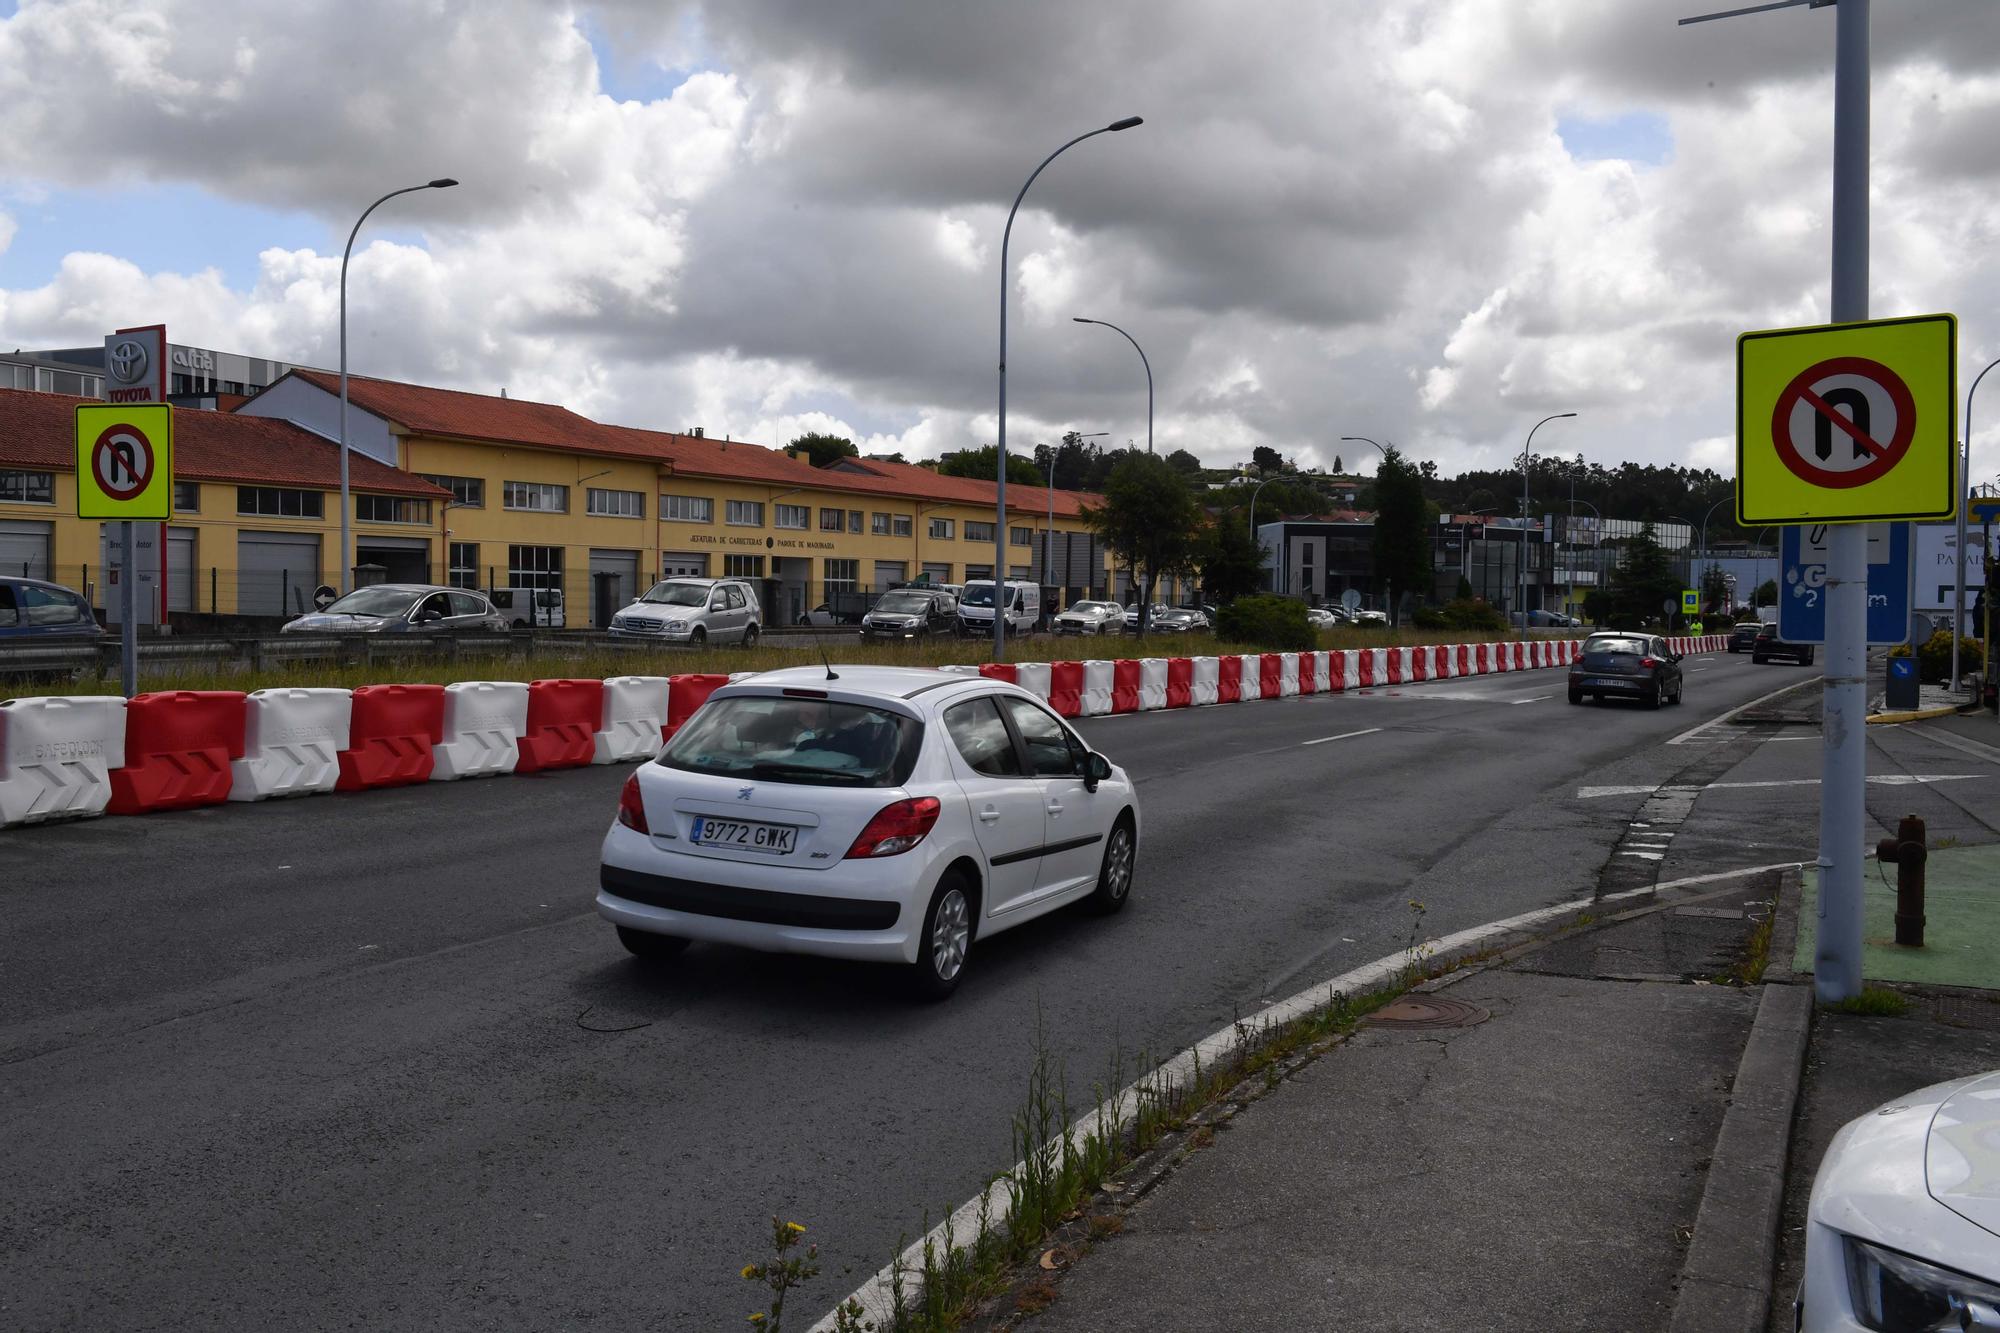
[1777,522,1915,646]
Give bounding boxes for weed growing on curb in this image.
[1828,986,1911,1018]
[740,1217,819,1330]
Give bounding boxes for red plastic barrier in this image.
[664,674,731,741]
[1327,652,1347,692]
[1385,650,1403,685]
[108,691,247,814]
[1252,653,1276,697]
[517,678,604,774]
[1409,648,1429,682]
[1166,658,1193,708]
[1357,651,1375,688]
[1048,660,1084,717]
[1298,654,1316,695]
[337,684,444,791]
[1431,646,1449,679]
[978,663,1018,684]
[1457,644,1472,676]
[1111,660,1142,713]
[1217,655,1242,704]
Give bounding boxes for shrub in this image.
[1890,629,1983,684]
[1215,595,1315,651]
[1437,597,1509,633]
[1411,605,1447,629]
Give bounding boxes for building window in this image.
[724,554,766,578]
[449,542,479,589]
[0,469,55,505]
[586,487,645,518]
[238,486,324,518]
[508,544,563,590]
[356,494,432,524]
[775,503,810,530]
[965,521,995,543]
[662,494,713,523]
[892,514,912,538]
[1010,526,1033,546]
[418,473,483,507]
[929,517,954,540]
[1010,566,1031,581]
[503,481,569,513]
[726,500,764,527]
[847,510,863,534]
[172,481,200,513]
[819,507,844,532]
[871,512,891,535]
[825,558,859,594]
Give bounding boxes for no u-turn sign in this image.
[1737,314,1956,525]
[75,402,174,520]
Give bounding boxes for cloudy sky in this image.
[1,0,1996,482]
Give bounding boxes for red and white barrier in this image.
[433,681,528,780]
[1080,661,1115,716]
[339,684,444,790]
[231,687,350,801]
[595,676,671,764]
[0,695,124,827]
[1013,662,1053,704]
[517,679,604,774]
[1048,661,1085,717]
[1138,659,1170,711]
[1190,656,1220,707]
[109,691,246,815]
[1166,657,1193,708]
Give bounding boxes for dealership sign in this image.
[103,324,167,403]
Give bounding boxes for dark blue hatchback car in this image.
[0,576,103,638]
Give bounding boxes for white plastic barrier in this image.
[1366,648,1389,686]
[1080,661,1115,716]
[595,676,670,764]
[229,688,350,801]
[432,681,529,781]
[1237,656,1266,702]
[1302,650,1330,694]
[1138,659,1170,711]
[1190,656,1220,707]
[1014,662,1053,703]
[1278,653,1299,697]
[0,695,125,828]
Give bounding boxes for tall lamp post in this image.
[1340,435,1388,460]
[1247,475,1277,593]
[1044,432,1107,607]
[1072,318,1153,454]
[1953,355,2000,688]
[340,177,458,594]
[1696,495,1733,615]
[994,117,1143,661]
[1516,412,1576,626]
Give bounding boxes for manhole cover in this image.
[1366,995,1490,1030]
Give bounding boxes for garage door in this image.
[355,536,430,585]
[588,548,641,628]
[167,527,196,612]
[922,562,952,586]
[660,552,706,580]
[238,531,322,616]
[0,518,51,580]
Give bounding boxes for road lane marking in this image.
[1666,678,1820,746]
[1301,728,1382,746]
[1897,727,2000,766]
[1579,774,1982,799]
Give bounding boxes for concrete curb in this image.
[1764,866,1803,987]
[1667,981,1813,1333]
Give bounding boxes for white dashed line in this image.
[1301,727,1383,747]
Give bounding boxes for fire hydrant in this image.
[1875,813,1928,948]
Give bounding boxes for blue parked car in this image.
[0,576,103,638]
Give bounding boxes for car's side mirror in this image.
[1083,752,1113,792]
[416,607,443,623]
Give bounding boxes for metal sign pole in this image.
[1815,0,1869,1003]
[119,519,138,698]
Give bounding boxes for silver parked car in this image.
[1052,600,1124,635]
[280,584,508,634]
[609,578,763,646]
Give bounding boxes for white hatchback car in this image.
[598,666,1140,997]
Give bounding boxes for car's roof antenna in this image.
[820,643,839,681]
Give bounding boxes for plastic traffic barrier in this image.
[664,674,731,742]
[0,695,124,828]
[230,688,350,801]
[1014,662,1052,703]
[1189,656,1219,707]
[1236,655,1263,701]
[1455,644,1473,677]
[1111,660,1142,714]
[977,663,1018,685]
[431,681,527,780]
[595,676,670,764]
[1409,647,1430,682]
[1166,657,1193,708]
[1048,661,1085,717]
[1298,652,1320,695]
[1258,653,1282,699]
[338,684,444,791]
[1137,659,1169,711]
[108,691,246,815]
[1385,648,1406,686]
[1080,661,1115,716]
[516,678,604,774]
[1328,650,1353,693]
[1277,653,1299,697]
[1217,655,1242,704]
[1355,650,1375,688]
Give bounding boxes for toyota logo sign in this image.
[108,339,148,384]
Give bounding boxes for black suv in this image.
[1751,623,1815,665]
[1728,621,1762,653]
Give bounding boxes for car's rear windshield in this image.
[658,695,922,787]
[1584,637,1648,655]
[324,588,421,617]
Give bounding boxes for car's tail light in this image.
[845,796,942,859]
[1641,656,1659,669]
[616,772,650,833]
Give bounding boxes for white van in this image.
[488,586,566,629]
[957,579,1041,637]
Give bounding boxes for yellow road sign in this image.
[75,403,174,520]
[1736,313,1956,525]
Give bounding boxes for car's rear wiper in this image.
[750,761,868,784]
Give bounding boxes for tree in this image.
[937,444,1044,487]
[1754,578,1779,608]
[1083,454,1203,636]
[1607,522,1682,628]
[1369,445,1431,628]
[1251,444,1286,476]
[785,432,857,469]
[1165,448,1204,479]
[1331,453,1343,474]
[1197,509,1264,604]
[1034,432,1108,491]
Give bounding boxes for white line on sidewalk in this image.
[1666,678,1818,746]
[811,861,1804,1330]
[1896,726,2000,766]
[1301,728,1383,746]
[1578,774,1982,799]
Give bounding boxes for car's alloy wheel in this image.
[1085,820,1136,915]
[1567,688,1584,705]
[616,926,690,961]
[912,877,973,999]
[1646,683,1663,710]
[742,624,759,648]
[690,626,706,645]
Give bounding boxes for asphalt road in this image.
[5,652,1992,1331]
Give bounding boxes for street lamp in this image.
[1044,432,1107,607]
[1340,435,1389,460]
[1696,495,1733,613]
[1516,412,1576,626]
[994,117,1143,661]
[1953,355,2000,688]
[1247,474,1277,593]
[1072,318,1153,454]
[340,177,457,593]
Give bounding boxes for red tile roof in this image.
[0,388,446,496]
